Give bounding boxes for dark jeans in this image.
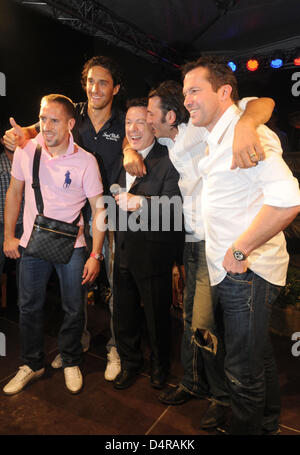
[18,247,86,371]
[215,270,281,434]
[180,241,229,404]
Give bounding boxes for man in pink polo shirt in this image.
[3,94,106,395]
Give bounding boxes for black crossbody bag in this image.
[25,144,80,264]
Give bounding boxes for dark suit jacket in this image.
[110,140,184,278]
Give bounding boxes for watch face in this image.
[233,250,245,261]
[90,253,103,261]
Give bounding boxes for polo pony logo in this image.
[63,170,72,188]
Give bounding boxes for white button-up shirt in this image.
[199,104,300,286]
[159,98,256,242]
[126,142,154,191]
[159,122,207,240]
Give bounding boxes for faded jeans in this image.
[180,240,229,404]
[215,270,281,434]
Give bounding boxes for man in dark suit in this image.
[111,98,183,390]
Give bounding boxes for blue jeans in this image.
[180,241,229,404]
[215,270,281,434]
[18,247,86,371]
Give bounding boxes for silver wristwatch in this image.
[232,244,247,261]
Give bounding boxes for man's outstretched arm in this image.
[3,176,24,259]
[232,97,275,169]
[122,136,146,178]
[3,117,37,151]
[223,204,300,274]
[81,194,106,285]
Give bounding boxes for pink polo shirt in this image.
[11,132,103,248]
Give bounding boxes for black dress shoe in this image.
[158,385,194,405]
[113,369,139,390]
[262,427,281,435]
[215,424,230,435]
[150,367,167,390]
[200,400,228,429]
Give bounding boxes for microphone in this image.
[110,183,122,196]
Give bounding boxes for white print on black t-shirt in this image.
[103,132,120,142]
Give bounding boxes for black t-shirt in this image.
[35,101,125,194]
[72,102,125,193]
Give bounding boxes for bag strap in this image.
[31,144,80,225]
[32,144,44,215]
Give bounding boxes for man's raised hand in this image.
[3,117,27,151]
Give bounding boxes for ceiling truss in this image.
[18,0,183,71]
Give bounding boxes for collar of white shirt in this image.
[137,141,155,160]
[206,104,240,149]
[157,123,186,149]
[125,141,155,191]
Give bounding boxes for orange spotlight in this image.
[246,59,259,71]
[294,57,300,66]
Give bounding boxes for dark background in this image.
[0,0,299,151]
[0,1,175,129]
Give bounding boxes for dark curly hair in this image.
[81,55,123,91]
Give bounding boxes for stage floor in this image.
[0,277,299,437]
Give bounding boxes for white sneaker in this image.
[3,365,45,395]
[64,366,83,394]
[104,346,121,381]
[51,334,90,369]
[51,353,63,369]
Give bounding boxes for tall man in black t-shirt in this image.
[73,56,126,193]
[3,56,125,381]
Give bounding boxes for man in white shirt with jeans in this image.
[182,55,300,434]
[124,81,276,428]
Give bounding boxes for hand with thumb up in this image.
[3,117,27,151]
